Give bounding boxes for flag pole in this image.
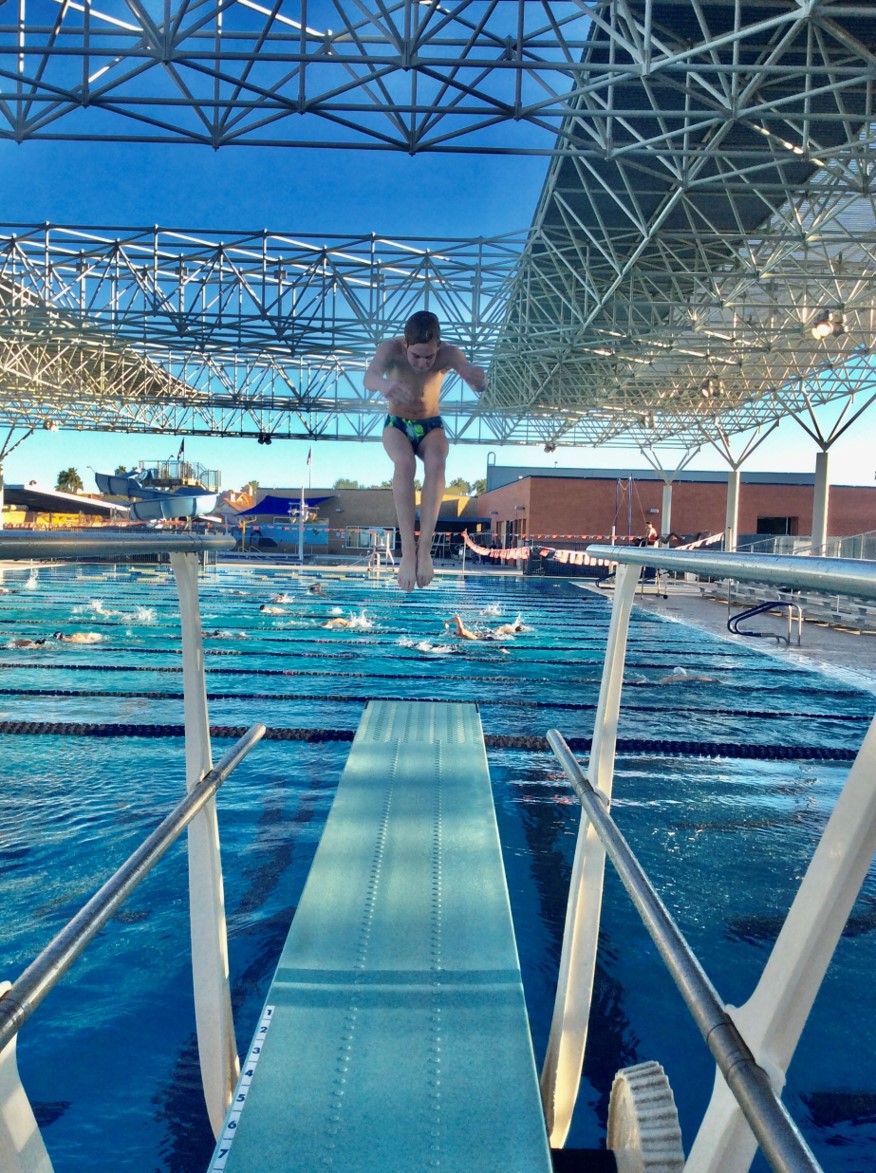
[300,447,312,562]
[298,484,305,563]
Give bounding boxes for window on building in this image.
[756,516,798,535]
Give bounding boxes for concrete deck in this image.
[618,577,876,696]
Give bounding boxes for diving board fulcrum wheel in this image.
[606,1060,684,1172]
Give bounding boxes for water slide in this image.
[95,470,218,522]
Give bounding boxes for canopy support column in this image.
[811,451,830,555]
[725,469,741,553]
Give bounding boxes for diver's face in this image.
[406,343,439,372]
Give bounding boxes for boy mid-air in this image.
[364,311,487,591]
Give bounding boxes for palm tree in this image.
[446,476,471,496]
[56,468,83,494]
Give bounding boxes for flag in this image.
[306,447,312,467]
[177,438,185,460]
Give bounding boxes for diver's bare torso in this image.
[377,338,461,419]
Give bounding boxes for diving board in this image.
[212,700,551,1171]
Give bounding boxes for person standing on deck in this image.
[364,311,487,591]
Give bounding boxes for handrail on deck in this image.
[0,724,265,1053]
[547,730,822,1173]
[0,535,256,1166]
[0,532,233,561]
[584,544,876,601]
[542,547,876,1170]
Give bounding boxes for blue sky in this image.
[1,138,874,494]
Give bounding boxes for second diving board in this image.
[212,699,551,1171]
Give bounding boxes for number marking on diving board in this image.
[209,1004,276,1171]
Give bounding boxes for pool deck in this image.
[615,576,876,695]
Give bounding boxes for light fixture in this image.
[43,419,59,432]
[810,310,833,340]
[809,309,846,340]
[543,443,556,453]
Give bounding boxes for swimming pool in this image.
[1,562,874,1170]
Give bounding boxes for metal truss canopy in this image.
[0,2,875,455]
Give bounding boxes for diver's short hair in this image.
[404,311,440,346]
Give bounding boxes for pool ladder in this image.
[727,600,803,646]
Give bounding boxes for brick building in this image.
[479,467,876,547]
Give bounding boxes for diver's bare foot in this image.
[397,552,417,592]
[416,547,434,589]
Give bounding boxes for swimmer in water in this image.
[446,613,526,641]
[657,666,720,684]
[493,614,529,638]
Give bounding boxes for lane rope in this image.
[0,720,857,760]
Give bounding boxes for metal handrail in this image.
[585,544,876,601]
[0,532,233,561]
[547,729,822,1173]
[0,723,265,1053]
[727,601,803,647]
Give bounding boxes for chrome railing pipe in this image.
[547,729,822,1173]
[0,723,265,1052]
[585,545,876,601]
[0,532,233,561]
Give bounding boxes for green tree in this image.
[446,476,471,496]
[333,477,362,489]
[114,465,128,475]
[471,477,486,495]
[56,468,83,494]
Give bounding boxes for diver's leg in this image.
[383,424,419,591]
[415,426,449,589]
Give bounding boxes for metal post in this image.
[687,702,876,1170]
[171,552,239,1138]
[811,450,830,556]
[547,732,822,1173]
[298,486,305,562]
[540,562,641,1145]
[725,468,740,552]
[661,480,673,536]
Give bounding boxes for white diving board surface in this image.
[212,700,552,1171]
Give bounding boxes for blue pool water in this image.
[1,562,875,1171]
